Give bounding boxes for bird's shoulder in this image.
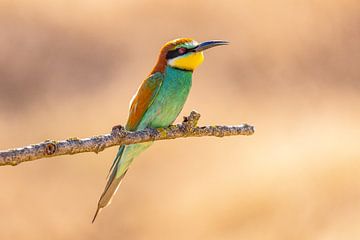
[126,72,164,130]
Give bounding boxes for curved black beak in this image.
[194,40,229,52]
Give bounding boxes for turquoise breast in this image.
[138,66,193,129]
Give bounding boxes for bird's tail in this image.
[92,145,129,223]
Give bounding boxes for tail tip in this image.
[92,207,102,223]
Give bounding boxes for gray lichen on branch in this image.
[0,111,255,166]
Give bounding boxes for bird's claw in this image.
[112,124,125,132]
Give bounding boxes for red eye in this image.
[178,47,187,54]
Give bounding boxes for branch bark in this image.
[0,111,254,166]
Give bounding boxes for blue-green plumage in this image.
[117,66,193,175]
[140,66,192,128]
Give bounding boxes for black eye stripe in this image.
[166,47,196,59]
[166,49,181,59]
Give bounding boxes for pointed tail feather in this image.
[92,145,128,223]
[92,207,102,223]
[106,145,125,179]
[92,170,128,222]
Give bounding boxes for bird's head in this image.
[152,38,228,73]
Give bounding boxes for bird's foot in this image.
[112,124,125,132]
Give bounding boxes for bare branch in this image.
[0,111,254,166]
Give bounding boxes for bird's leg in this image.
[111,125,128,138]
[112,124,125,132]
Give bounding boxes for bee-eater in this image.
[92,38,228,222]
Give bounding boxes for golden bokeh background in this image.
[1,0,360,239]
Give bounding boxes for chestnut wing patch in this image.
[126,72,164,131]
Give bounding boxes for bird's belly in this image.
[149,98,186,127]
[145,87,190,128]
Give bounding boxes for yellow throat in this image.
[168,52,204,71]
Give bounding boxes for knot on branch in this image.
[44,141,57,155]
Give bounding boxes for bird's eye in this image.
[178,47,187,54]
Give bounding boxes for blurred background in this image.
[1,0,360,239]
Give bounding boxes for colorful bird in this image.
[92,38,228,222]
